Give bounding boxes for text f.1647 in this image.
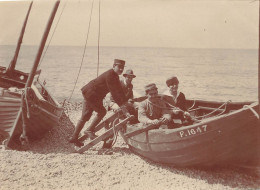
[179,125,208,138]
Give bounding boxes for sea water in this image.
[0,45,258,102]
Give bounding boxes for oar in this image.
[76,115,134,153]
[124,121,162,139]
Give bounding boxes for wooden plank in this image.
[77,115,134,153]
[0,107,21,112]
[78,110,121,142]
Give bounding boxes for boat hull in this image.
[124,101,259,167]
[0,68,63,147]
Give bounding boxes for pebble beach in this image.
[0,102,260,190]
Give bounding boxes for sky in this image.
[0,0,258,49]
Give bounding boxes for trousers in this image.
[71,96,107,140]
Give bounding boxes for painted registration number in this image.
[179,125,208,138]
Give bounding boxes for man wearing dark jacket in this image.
[69,59,127,146]
[108,69,135,111]
[164,76,191,124]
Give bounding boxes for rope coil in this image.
[111,117,119,147]
[194,100,231,120]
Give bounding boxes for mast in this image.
[6,1,33,75]
[6,0,61,147]
[259,0,260,119]
[25,0,60,88]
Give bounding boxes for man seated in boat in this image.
[138,83,172,128]
[69,59,129,147]
[163,76,192,126]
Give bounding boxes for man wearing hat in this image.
[165,76,191,123]
[138,83,171,126]
[69,59,128,146]
[103,69,137,148]
[109,69,136,111]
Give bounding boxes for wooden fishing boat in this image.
[122,97,259,167]
[64,0,260,169]
[0,1,63,148]
[121,1,260,168]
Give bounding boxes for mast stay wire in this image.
[67,0,95,103]
[97,0,101,77]
[39,0,68,68]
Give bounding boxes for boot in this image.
[83,113,104,139]
[84,131,98,140]
[69,121,84,147]
[102,137,114,149]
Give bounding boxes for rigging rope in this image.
[67,0,95,103]
[39,0,68,68]
[111,117,119,147]
[194,100,231,119]
[188,100,196,111]
[145,97,199,122]
[146,97,182,112]
[97,0,101,77]
[243,105,259,119]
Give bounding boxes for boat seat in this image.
[1,76,25,86]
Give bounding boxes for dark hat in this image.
[145,83,158,93]
[166,76,179,87]
[123,69,136,78]
[114,59,125,67]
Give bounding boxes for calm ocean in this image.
[0,45,258,102]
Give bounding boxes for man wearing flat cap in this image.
[69,59,128,146]
[138,83,171,127]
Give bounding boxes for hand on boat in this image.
[183,111,191,118]
[172,108,181,114]
[147,119,160,125]
[160,117,169,125]
[111,103,120,111]
[128,98,134,104]
[120,105,131,117]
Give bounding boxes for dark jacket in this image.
[174,92,187,112]
[120,79,133,100]
[81,69,127,106]
[110,78,133,103]
[163,92,187,120]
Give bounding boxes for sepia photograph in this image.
[0,0,259,189]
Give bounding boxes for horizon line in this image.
[0,44,257,51]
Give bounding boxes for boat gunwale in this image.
[125,101,258,143]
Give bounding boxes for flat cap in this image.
[166,76,179,87]
[145,83,158,93]
[114,59,125,67]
